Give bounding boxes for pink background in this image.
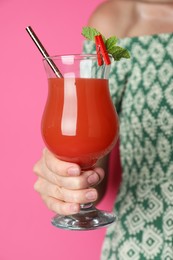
[0,0,121,259]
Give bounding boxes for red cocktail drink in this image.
[42,78,119,169]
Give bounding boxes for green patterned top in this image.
[83,32,173,260]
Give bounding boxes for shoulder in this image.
[87,1,120,37]
[87,0,135,38]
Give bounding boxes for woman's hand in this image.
[33,148,105,215]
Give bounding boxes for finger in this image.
[87,167,105,186]
[44,148,81,177]
[41,195,80,215]
[34,162,104,190]
[34,178,98,204]
[61,187,98,204]
[33,157,61,185]
[33,152,81,184]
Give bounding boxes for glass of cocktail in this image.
[41,54,119,230]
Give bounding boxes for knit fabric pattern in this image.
[83,33,173,260]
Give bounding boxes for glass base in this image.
[51,204,116,231]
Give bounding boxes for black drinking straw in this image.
[26,26,63,78]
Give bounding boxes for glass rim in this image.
[43,53,112,61]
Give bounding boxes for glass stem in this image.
[80,203,94,210]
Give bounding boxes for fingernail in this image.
[87,173,99,185]
[67,167,80,176]
[85,190,97,201]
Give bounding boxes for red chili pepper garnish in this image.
[95,36,103,66]
[94,35,111,66]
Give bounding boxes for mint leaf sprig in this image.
[82,27,130,61]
